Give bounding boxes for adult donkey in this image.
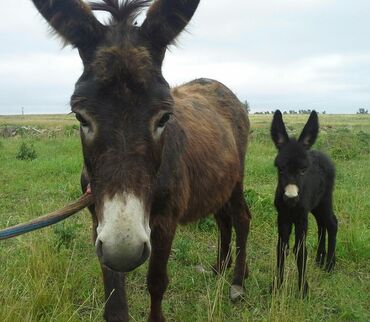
[30,0,251,321]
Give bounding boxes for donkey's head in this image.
[31,0,200,272]
[271,110,319,208]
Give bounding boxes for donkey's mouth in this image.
[95,192,151,272]
[98,240,151,272]
[283,195,300,208]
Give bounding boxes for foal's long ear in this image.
[30,0,105,51]
[141,0,200,52]
[271,110,289,149]
[298,111,319,149]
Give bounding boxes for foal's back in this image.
[304,150,335,211]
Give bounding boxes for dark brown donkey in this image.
[30,0,251,321]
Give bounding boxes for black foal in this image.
[271,110,338,297]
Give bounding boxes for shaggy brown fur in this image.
[94,46,153,89]
[29,1,251,321]
[31,0,105,48]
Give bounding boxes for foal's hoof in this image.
[230,284,245,301]
[325,257,336,272]
[148,313,165,322]
[270,281,280,294]
[315,253,326,268]
[299,282,309,299]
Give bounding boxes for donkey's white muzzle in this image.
[96,193,151,272]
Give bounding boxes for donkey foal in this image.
[271,110,338,297]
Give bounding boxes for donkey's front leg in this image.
[90,209,129,322]
[294,218,309,298]
[101,266,129,322]
[147,222,176,322]
[89,211,129,322]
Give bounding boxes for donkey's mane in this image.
[89,0,151,24]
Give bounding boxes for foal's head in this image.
[32,0,200,271]
[271,110,319,208]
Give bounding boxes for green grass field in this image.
[0,114,369,321]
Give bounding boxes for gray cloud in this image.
[0,0,369,114]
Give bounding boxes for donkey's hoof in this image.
[195,265,212,274]
[230,284,245,301]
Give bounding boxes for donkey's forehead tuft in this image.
[276,140,309,167]
[90,0,151,25]
[93,45,153,90]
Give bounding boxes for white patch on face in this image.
[153,126,166,140]
[96,193,151,263]
[78,110,96,142]
[152,112,172,141]
[284,184,299,198]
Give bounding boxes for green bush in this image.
[53,221,82,250]
[64,124,80,137]
[16,142,37,160]
[197,216,216,232]
[317,129,370,160]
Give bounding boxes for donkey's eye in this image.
[75,113,89,127]
[157,113,172,128]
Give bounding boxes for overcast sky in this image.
[0,0,369,115]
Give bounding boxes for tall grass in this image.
[0,114,369,321]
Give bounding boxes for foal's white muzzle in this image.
[95,193,151,272]
[284,184,299,199]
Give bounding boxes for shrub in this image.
[16,142,37,160]
[64,124,80,137]
[317,128,370,160]
[53,221,82,250]
[197,216,216,232]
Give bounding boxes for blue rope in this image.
[0,193,93,241]
[0,215,69,240]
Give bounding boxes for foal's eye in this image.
[157,113,172,128]
[300,168,307,175]
[75,113,89,127]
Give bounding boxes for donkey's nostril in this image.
[96,239,103,258]
[141,242,150,261]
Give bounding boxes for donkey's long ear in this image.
[271,110,289,149]
[298,111,319,149]
[141,0,200,51]
[31,0,105,50]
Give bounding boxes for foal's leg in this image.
[147,221,176,322]
[325,214,338,272]
[213,206,233,274]
[276,219,292,289]
[312,211,326,268]
[229,183,251,300]
[313,198,338,272]
[91,209,129,322]
[293,217,309,298]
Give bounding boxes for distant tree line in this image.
[241,100,369,115]
[253,109,326,115]
[357,108,368,114]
